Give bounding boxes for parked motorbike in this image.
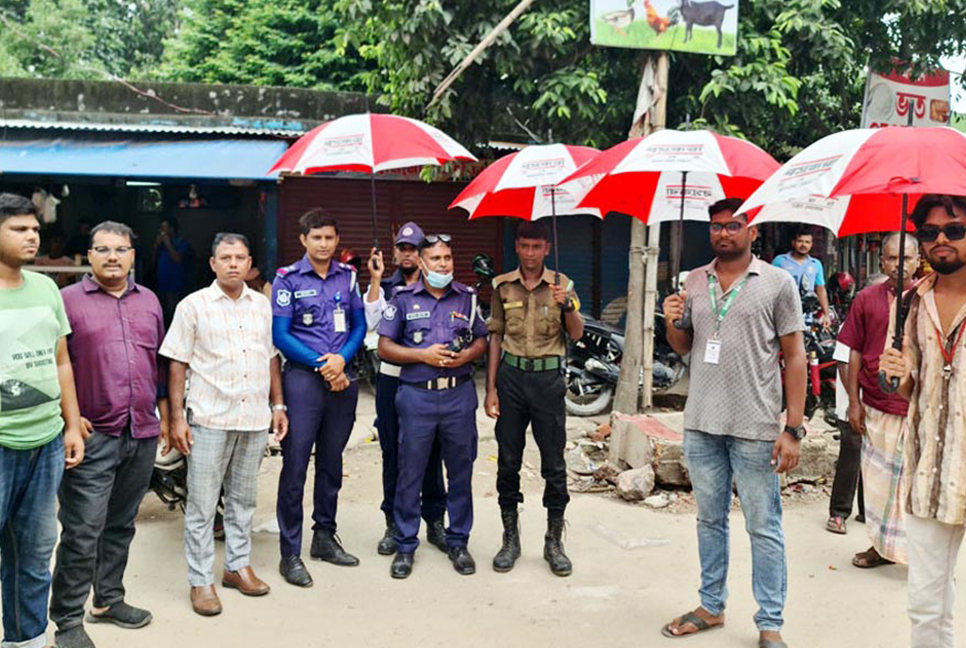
[565,306,686,417]
[780,290,840,421]
[151,442,225,539]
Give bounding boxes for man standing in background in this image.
[773,227,832,328]
[154,217,193,327]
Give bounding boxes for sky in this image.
[942,55,966,111]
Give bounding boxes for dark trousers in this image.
[495,363,570,512]
[375,373,446,523]
[0,435,64,647]
[278,364,358,557]
[394,381,478,553]
[50,430,156,631]
[829,422,865,519]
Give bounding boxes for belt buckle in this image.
[521,358,532,371]
[436,377,448,390]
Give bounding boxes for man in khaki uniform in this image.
[484,220,583,576]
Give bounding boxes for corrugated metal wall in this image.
[276,176,502,293]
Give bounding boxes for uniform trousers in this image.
[278,364,358,557]
[494,363,570,512]
[50,429,156,630]
[394,381,477,553]
[376,372,446,523]
[185,426,267,587]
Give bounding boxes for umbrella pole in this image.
[672,171,689,330]
[551,188,561,286]
[881,194,909,393]
[369,170,379,250]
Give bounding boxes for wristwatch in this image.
[271,404,288,412]
[563,296,576,313]
[783,424,806,440]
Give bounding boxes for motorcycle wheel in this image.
[565,385,614,417]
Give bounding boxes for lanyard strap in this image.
[934,320,966,368]
[708,274,750,335]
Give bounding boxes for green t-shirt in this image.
[0,270,71,449]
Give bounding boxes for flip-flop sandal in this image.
[852,548,894,569]
[661,611,724,639]
[826,516,846,534]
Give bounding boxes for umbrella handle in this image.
[878,372,900,393]
[672,291,691,330]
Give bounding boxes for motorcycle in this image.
[780,290,840,422]
[151,442,226,539]
[565,306,686,417]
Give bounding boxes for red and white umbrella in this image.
[736,126,966,388]
[269,113,477,175]
[449,143,601,280]
[268,113,477,248]
[556,129,779,224]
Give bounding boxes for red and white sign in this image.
[861,68,951,129]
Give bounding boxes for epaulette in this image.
[492,271,518,289]
[394,283,419,294]
[275,263,298,277]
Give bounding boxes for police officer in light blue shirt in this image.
[772,226,832,328]
[272,208,365,588]
[377,233,488,579]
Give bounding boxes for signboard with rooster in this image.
[591,0,738,55]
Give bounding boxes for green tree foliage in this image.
[157,0,369,91]
[337,0,966,157]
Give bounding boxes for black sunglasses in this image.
[710,222,743,234]
[918,223,966,243]
[424,233,452,244]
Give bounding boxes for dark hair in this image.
[911,194,966,230]
[708,197,744,219]
[162,217,179,235]
[0,193,39,226]
[515,220,551,243]
[299,208,339,236]
[792,226,814,240]
[211,232,250,256]
[89,221,134,247]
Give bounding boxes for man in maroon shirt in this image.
[51,221,167,648]
[832,231,919,569]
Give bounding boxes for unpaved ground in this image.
[10,386,953,648]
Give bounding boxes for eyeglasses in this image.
[709,222,743,234]
[91,246,133,256]
[424,233,452,244]
[918,223,966,243]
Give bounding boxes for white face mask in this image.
[424,267,453,289]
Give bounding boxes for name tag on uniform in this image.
[503,301,524,309]
[704,339,721,365]
[333,307,347,333]
[294,289,318,299]
[406,311,431,321]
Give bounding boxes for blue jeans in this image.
[0,435,65,648]
[683,429,786,632]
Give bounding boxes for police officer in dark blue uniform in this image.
[271,208,365,587]
[377,233,488,579]
[364,222,447,556]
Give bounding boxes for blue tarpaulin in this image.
[0,137,289,180]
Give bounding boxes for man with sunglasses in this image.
[377,232,488,579]
[364,222,448,556]
[52,222,166,648]
[880,194,966,648]
[485,220,583,577]
[662,198,807,648]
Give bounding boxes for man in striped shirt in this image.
[161,233,288,617]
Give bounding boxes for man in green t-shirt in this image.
[0,193,85,648]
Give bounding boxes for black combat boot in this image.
[425,515,448,552]
[378,513,399,556]
[544,513,572,577]
[492,508,521,573]
[310,530,360,566]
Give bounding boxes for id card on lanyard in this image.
[333,291,347,333]
[705,274,749,365]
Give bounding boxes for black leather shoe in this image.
[447,546,476,575]
[311,530,360,566]
[378,520,399,556]
[390,552,414,579]
[279,556,314,588]
[426,517,447,553]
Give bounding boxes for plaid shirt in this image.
[160,282,276,431]
[900,274,966,524]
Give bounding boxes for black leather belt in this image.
[404,375,472,391]
[503,353,562,372]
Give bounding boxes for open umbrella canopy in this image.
[738,127,966,236]
[268,113,477,175]
[556,129,779,223]
[449,143,601,220]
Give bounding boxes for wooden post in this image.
[610,52,668,464]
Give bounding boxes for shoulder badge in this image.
[275,289,292,307]
[383,305,397,321]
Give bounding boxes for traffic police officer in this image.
[272,208,365,588]
[377,233,488,579]
[485,220,584,577]
[365,222,447,556]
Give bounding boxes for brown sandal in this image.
[852,547,893,569]
[661,610,724,638]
